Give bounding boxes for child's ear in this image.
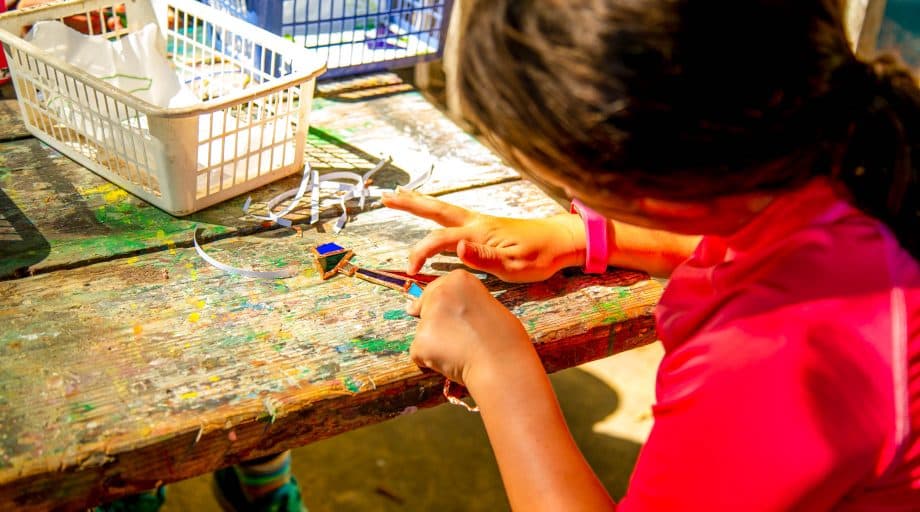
[636,197,713,219]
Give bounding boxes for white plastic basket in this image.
[0,0,326,215]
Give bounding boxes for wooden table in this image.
[0,84,662,510]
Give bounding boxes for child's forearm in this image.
[557,213,700,277]
[606,218,701,277]
[467,351,617,512]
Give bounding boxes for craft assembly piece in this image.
[308,240,477,410]
[311,242,426,298]
[352,266,425,298]
[311,242,355,279]
[198,156,434,280]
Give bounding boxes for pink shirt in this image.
[618,178,920,511]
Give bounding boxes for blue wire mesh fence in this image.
[201,0,453,78]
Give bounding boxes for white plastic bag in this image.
[26,20,198,108]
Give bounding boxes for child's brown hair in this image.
[459,0,919,258]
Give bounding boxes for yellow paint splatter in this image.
[196,300,205,310]
[185,262,198,281]
[82,183,127,203]
[133,324,143,335]
[127,256,139,264]
[188,312,200,323]
[156,230,177,254]
[209,376,221,382]
[180,391,198,400]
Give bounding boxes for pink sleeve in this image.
[617,320,889,511]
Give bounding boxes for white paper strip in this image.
[193,229,300,279]
[359,156,391,209]
[243,162,314,228]
[242,156,433,232]
[310,170,321,224]
[405,164,434,191]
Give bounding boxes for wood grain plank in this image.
[0,91,521,279]
[0,100,31,142]
[0,180,661,510]
[0,138,229,280]
[308,91,519,194]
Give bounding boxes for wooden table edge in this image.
[0,295,660,510]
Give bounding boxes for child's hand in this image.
[406,270,534,388]
[382,188,583,283]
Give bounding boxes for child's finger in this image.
[456,240,502,274]
[381,188,473,228]
[406,273,448,318]
[407,227,471,274]
[405,297,422,317]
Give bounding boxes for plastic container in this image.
[0,0,326,215]
[201,0,453,78]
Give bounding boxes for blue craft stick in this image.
[316,242,344,255]
[407,282,424,299]
[356,268,406,287]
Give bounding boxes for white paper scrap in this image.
[241,156,433,233]
[193,229,300,279]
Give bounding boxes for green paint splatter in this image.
[597,300,627,325]
[219,330,261,347]
[350,335,413,354]
[617,287,630,299]
[93,201,186,232]
[343,376,361,393]
[0,202,234,277]
[72,403,95,413]
[382,309,410,321]
[310,98,335,111]
[310,126,351,143]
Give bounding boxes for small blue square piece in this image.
[316,242,344,255]
[407,282,424,299]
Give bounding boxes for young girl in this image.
[382,0,919,509]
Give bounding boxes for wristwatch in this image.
[570,198,609,274]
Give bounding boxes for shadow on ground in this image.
[163,366,643,511]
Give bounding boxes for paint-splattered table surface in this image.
[0,84,663,510]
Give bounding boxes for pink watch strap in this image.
[571,199,608,274]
